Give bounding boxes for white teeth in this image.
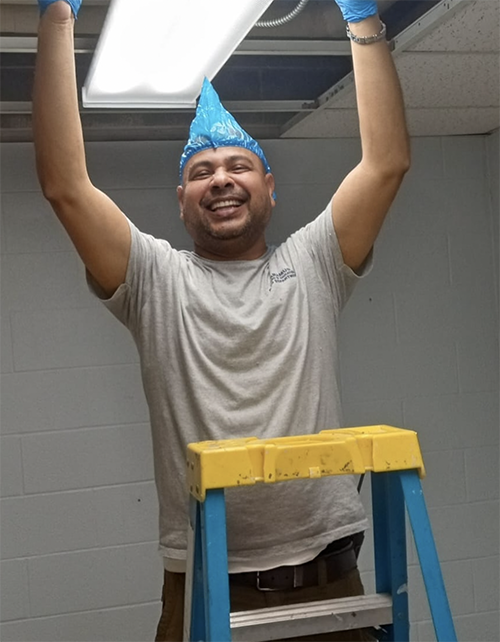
[211,200,241,211]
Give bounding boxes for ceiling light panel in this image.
[83,0,275,108]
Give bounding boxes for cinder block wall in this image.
[1,134,498,642]
[342,130,499,642]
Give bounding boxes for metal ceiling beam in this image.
[0,100,317,114]
[226,100,316,112]
[391,0,474,51]
[0,111,287,143]
[237,39,351,56]
[0,0,107,4]
[0,35,351,56]
[0,36,96,53]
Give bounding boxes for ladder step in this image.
[230,593,392,642]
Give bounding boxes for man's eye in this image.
[232,165,250,172]
[193,170,211,179]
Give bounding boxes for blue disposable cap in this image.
[179,78,272,183]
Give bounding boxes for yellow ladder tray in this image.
[187,425,425,501]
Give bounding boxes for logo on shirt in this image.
[268,267,297,291]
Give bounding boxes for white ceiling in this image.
[284,0,499,137]
[0,0,498,140]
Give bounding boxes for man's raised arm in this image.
[33,0,131,297]
[330,0,411,271]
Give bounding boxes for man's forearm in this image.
[33,3,89,201]
[349,15,410,173]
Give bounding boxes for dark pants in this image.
[155,568,376,642]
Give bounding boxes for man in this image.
[34,1,410,640]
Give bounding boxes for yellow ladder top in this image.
[187,425,425,501]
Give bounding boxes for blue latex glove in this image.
[334,0,378,23]
[38,0,82,18]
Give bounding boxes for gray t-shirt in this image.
[89,203,370,571]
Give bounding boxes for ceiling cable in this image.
[255,0,310,28]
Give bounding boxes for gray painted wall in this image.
[1,134,498,642]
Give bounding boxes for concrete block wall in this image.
[1,134,498,642]
[1,142,168,641]
[343,131,499,642]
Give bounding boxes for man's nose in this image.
[211,167,234,188]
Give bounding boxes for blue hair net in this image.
[179,78,272,182]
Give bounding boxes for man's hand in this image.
[333,0,378,23]
[38,0,82,19]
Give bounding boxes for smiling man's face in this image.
[177,147,275,261]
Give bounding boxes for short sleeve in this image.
[282,202,373,310]
[86,218,176,332]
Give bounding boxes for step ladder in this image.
[183,425,457,642]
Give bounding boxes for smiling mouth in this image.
[209,199,244,212]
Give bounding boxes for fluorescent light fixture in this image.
[82,0,275,109]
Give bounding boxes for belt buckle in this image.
[256,571,274,592]
[256,565,304,592]
[257,571,278,592]
[293,564,304,588]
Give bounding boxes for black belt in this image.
[230,533,363,592]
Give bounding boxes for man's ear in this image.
[177,185,184,220]
[265,173,276,207]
